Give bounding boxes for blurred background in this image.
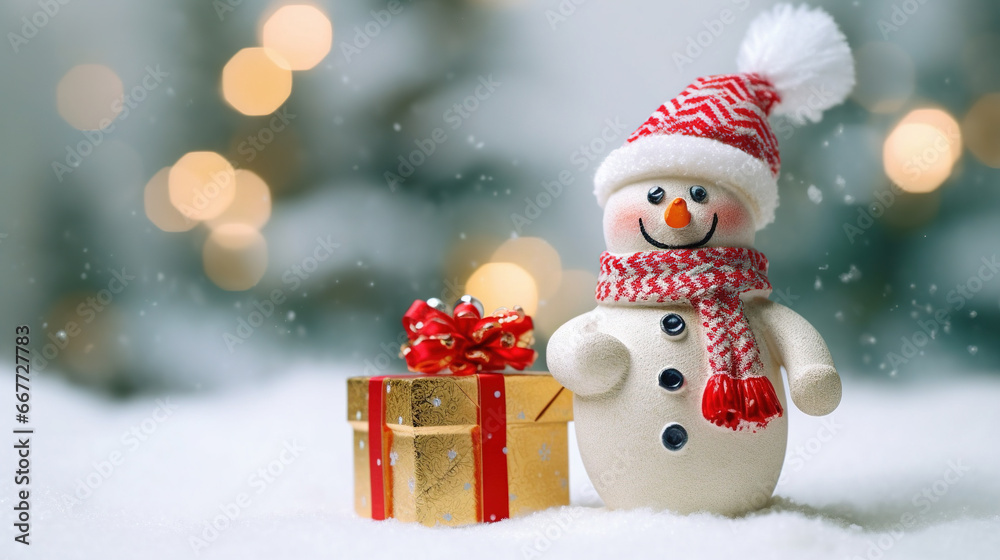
[2,0,999,395]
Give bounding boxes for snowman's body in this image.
[566,299,787,515]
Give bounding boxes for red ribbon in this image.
[400,300,536,375]
[367,375,390,521]
[367,373,509,523]
[476,373,510,522]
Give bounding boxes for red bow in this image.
[400,300,537,375]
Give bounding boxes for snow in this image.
[5,367,1000,560]
[807,184,823,204]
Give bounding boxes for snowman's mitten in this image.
[547,320,629,398]
[789,364,841,416]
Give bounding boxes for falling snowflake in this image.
[839,264,862,283]
[807,184,823,204]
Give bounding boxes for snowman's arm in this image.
[751,299,842,416]
[546,310,630,398]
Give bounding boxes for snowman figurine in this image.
[547,4,854,515]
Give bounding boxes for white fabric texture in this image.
[593,134,777,228]
[737,4,856,125]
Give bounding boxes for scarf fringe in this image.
[702,374,783,431]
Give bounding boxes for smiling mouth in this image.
[639,213,719,249]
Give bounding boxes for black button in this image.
[658,368,684,391]
[660,313,685,336]
[661,424,688,451]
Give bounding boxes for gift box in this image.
[347,296,573,526]
[347,372,572,526]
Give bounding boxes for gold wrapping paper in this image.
[347,372,573,526]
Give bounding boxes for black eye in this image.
[647,186,665,204]
[689,185,708,203]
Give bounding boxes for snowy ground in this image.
[3,366,999,560]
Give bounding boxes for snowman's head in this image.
[602,177,756,253]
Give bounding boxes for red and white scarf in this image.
[596,248,783,431]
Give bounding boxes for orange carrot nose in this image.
[665,198,691,228]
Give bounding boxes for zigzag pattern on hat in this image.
[626,73,782,177]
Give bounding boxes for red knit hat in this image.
[594,4,855,229]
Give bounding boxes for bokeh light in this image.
[465,262,538,316]
[901,108,962,163]
[851,42,915,114]
[56,64,124,130]
[490,237,562,299]
[261,5,333,71]
[144,167,198,232]
[222,47,293,116]
[535,270,597,336]
[963,93,1000,168]
[206,170,272,230]
[203,224,269,291]
[169,152,237,221]
[883,119,955,194]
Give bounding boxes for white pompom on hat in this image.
[593,4,855,230]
